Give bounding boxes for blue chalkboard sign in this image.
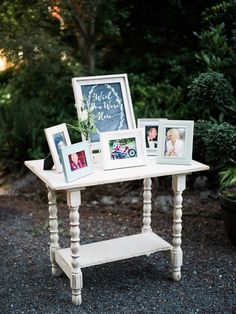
[72,74,136,149]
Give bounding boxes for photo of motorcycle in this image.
[111,145,136,160]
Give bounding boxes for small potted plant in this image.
[218,159,236,245]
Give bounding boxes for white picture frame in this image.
[44,123,71,173]
[156,120,194,165]
[100,128,147,170]
[137,118,167,155]
[71,74,136,150]
[60,141,93,182]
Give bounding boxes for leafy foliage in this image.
[188,72,235,122]
[67,107,96,140]
[194,1,236,85]
[193,120,236,170]
[206,123,236,165]
[194,23,234,72]
[50,0,129,74]
[0,0,69,65]
[219,164,236,188]
[0,59,75,172]
[192,120,214,163]
[129,74,184,119]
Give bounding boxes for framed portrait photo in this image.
[60,142,93,182]
[156,120,194,165]
[137,118,167,155]
[100,128,147,170]
[44,123,71,173]
[72,74,136,150]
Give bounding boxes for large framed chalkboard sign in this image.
[72,74,136,150]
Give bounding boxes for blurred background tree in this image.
[0,0,235,177]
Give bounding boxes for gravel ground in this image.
[0,180,236,314]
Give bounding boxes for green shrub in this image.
[193,120,236,170]
[193,120,214,163]
[0,59,76,172]
[206,122,236,165]
[188,72,235,122]
[193,120,236,188]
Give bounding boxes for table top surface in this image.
[25,155,209,191]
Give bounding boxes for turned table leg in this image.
[142,177,152,233]
[171,174,186,281]
[47,187,62,277]
[67,190,83,306]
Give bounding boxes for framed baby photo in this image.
[71,74,136,150]
[44,123,71,173]
[60,142,93,182]
[137,118,167,155]
[100,128,147,170]
[156,120,194,165]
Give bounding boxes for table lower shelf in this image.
[55,232,172,279]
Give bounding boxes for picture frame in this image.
[44,123,71,173]
[72,74,136,150]
[60,141,93,182]
[100,128,147,170]
[137,118,167,155]
[156,120,194,165]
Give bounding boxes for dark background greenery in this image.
[0,0,235,183]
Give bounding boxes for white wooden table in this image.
[25,156,209,306]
